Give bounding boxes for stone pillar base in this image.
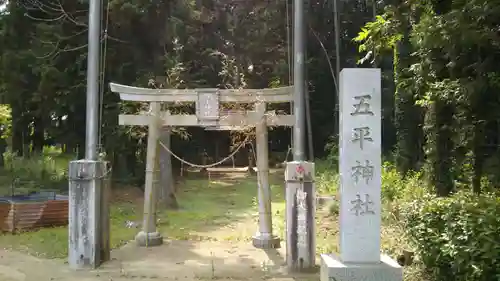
[252,233,281,249]
[135,231,163,247]
[320,254,402,281]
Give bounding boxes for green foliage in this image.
[0,104,10,139]
[354,15,402,64]
[403,192,500,281]
[320,153,500,281]
[316,156,434,280]
[327,200,339,215]
[0,148,70,194]
[355,0,500,195]
[0,0,377,180]
[381,162,427,203]
[315,160,339,196]
[317,153,428,204]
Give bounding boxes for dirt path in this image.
[0,216,318,281]
[0,172,319,281]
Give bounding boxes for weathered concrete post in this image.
[320,68,402,281]
[252,102,280,249]
[68,160,110,269]
[136,102,163,246]
[285,161,315,271]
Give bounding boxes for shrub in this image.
[402,191,500,281]
[0,149,70,194]
[316,160,339,195]
[381,162,428,203]
[327,200,339,215]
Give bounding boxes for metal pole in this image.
[372,0,377,20]
[372,0,377,68]
[293,0,305,161]
[305,81,314,160]
[333,0,340,82]
[85,0,101,160]
[333,0,341,140]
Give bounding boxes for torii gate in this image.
[110,82,295,248]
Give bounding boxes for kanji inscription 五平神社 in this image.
[339,69,382,263]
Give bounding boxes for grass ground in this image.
[0,188,141,258]
[0,152,429,280]
[0,172,337,259]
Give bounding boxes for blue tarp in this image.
[0,192,68,203]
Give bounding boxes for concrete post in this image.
[68,160,110,269]
[285,161,315,271]
[252,102,280,249]
[135,102,163,246]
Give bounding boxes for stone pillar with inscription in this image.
[285,161,315,271]
[320,69,402,281]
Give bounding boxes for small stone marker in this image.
[320,69,402,281]
[285,161,315,271]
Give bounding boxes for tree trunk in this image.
[426,100,454,197]
[22,129,31,158]
[472,123,484,194]
[11,103,23,156]
[32,116,45,154]
[381,55,396,154]
[0,137,6,167]
[247,142,255,175]
[158,128,178,209]
[436,103,454,196]
[394,18,422,175]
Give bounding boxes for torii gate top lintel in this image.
[109,82,294,103]
[109,82,295,129]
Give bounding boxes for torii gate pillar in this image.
[135,101,163,246]
[252,102,280,249]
